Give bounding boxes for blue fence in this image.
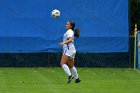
[0,0,128,53]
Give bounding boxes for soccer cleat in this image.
[75,78,81,83]
[67,75,74,83]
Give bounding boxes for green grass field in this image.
[0,68,140,93]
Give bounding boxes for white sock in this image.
[71,66,79,79]
[62,64,71,76]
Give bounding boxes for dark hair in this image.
[68,21,80,37]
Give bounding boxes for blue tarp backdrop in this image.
[0,0,128,53]
[138,31,140,68]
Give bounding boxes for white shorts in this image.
[63,49,76,59]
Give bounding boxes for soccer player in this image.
[59,21,81,83]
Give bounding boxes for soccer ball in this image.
[51,9,60,18]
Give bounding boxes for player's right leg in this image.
[60,55,73,83]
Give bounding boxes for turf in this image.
[0,68,140,93]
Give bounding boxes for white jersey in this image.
[63,29,76,51]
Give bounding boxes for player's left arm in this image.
[59,37,72,46]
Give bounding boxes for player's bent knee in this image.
[60,62,64,66]
[60,61,66,66]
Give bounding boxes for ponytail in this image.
[68,20,80,38]
[74,28,80,37]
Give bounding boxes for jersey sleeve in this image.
[66,30,73,38]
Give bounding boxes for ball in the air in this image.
[51,9,60,18]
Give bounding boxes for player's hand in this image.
[59,42,65,46]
